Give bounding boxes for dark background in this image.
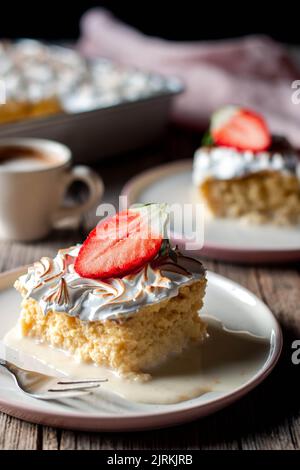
[0,1,299,43]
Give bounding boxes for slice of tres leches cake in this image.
[193,106,300,225]
[14,204,207,378]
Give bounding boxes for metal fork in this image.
[0,358,107,400]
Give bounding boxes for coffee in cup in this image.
[0,138,104,241]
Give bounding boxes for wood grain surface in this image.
[0,128,299,450]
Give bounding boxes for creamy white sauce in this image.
[3,317,270,405]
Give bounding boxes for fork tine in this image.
[48,384,100,393]
[57,379,108,385]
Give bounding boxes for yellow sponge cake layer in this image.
[200,171,300,225]
[19,279,207,377]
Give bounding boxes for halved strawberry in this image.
[210,106,271,151]
[74,206,164,279]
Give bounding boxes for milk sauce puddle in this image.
[3,316,270,404]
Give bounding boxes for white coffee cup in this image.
[0,138,104,241]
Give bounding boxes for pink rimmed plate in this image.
[122,160,300,264]
[0,267,281,431]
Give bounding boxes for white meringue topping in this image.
[0,40,180,113]
[15,245,203,322]
[193,146,300,185]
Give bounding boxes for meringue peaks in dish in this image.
[193,106,300,225]
[14,205,207,377]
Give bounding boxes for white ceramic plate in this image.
[0,267,281,431]
[122,160,300,263]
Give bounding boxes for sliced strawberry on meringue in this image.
[74,204,167,279]
[210,105,271,152]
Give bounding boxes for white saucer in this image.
[122,160,300,263]
[0,267,282,431]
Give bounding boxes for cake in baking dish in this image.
[193,106,300,225]
[14,205,207,378]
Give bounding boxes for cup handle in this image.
[53,166,104,228]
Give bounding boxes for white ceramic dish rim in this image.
[0,266,282,430]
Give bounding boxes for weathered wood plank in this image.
[42,427,60,450]
[256,265,300,334]
[289,413,300,449]
[0,413,39,450]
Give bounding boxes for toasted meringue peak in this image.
[15,245,205,322]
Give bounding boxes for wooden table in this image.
[0,127,299,450]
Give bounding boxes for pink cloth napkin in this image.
[78,8,300,146]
